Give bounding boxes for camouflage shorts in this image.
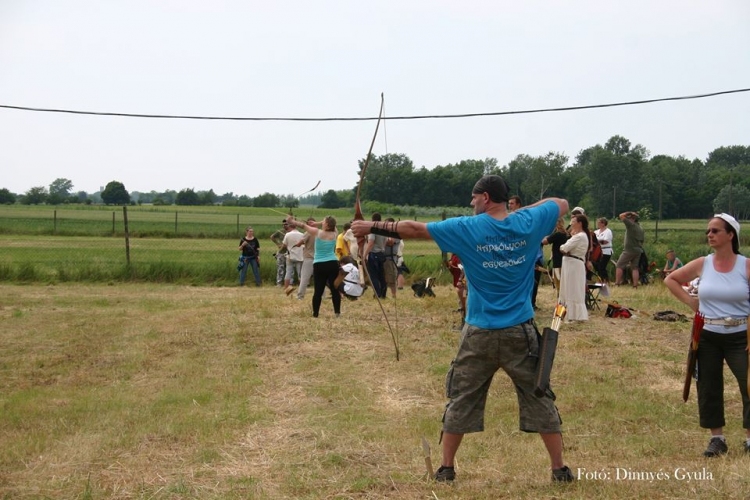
[442,322,562,434]
[384,260,398,285]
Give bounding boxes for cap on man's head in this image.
[571,206,585,215]
[472,175,510,204]
[714,213,740,235]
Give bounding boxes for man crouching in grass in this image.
[352,175,574,484]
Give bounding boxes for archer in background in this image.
[363,212,387,298]
[270,220,289,287]
[383,217,401,298]
[287,215,342,318]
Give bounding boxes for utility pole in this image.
[612,186,617,219]
[729,168,734,214]
[655,180,663,242]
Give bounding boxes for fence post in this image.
[54,210,57,234]
[112,211,115,235]
[123,206,131,265]
[237,214,240,235]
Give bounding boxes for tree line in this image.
[2,136,748,220]
[349,137,750,220]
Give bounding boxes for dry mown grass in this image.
[2,281,750,499]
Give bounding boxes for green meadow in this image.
[0,204,740,284]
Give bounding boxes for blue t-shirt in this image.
[427,201,558,329]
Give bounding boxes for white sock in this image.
[712,435,726,442]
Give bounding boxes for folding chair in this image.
[586,283,603,311]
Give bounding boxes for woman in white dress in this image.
[559,214,590,321]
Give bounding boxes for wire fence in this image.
[0,206,445,285]
[0,206,723,285]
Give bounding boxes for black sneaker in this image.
[703,437,728,457]
[744,441,750,454]
[434,466,455,482]
[552,466,575,482]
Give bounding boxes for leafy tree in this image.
[253,192,280,208]
[161,190,177,205]
[198,189,216,205]
[101,181,130,205]
[714,184,750,220]
[521,152,568,203]
[704,146,750,216]
[357,153,415,205]
[644,155,682,219]
[21,186,48,205]
[49,178,73,197]
[414,158,492,207]
[574,136,649,217]
[319,189,344,209]
[706,145,750,171]
[500,154,532,201]
[279,194,299,211]
[419,163,461,206]
[218,192,237,205]
[0,188,17,204]
[237,195,252,207]
[604,135,631,156]
[332,189,353,208]
[48,178,74,204]
[299,193,323,207]
[175,188,200,206]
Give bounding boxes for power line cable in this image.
[0,87,748,122]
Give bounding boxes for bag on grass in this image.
[605,303,632,319]
[411,277,436,298]
[653,310,688,322]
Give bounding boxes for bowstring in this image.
[380,99,400,359]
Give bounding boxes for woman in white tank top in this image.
[665,213,750,458]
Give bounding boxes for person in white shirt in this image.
[282,225,305,294]
[336,256,364,299]
[594,217,613,283]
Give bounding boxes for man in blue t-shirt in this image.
[351,175,573,483]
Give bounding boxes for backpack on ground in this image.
[605,303,632,319]
[411,277,436,298]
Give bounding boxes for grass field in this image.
[2,282,750,499]
[0,203,738,286]
[0,234,444,285]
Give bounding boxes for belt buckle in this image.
[724,317,741,327]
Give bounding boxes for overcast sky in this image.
[1,1,748,199]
